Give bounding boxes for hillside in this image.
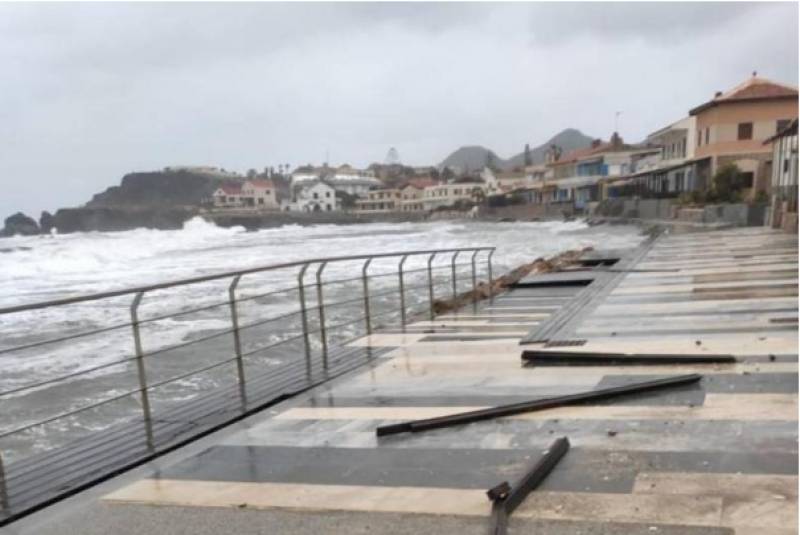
[504,128,594,169]
[438,146,503,173]
[438,128,595,172]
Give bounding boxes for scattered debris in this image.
[375,374,702,436]
[487,437,570,535]
[521,350,735,366]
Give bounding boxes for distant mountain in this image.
[503,129,595,170]
[438,129,595,173]
[439,146,503,174]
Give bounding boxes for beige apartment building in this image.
[690,74,798,199]
[399,184,426,212]
[354,189,402,213]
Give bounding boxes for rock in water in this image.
[1,212,40,237]
[40,211,55,234]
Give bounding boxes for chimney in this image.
[610,132,623,148]
[714,91,722,98]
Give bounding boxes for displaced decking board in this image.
[17,227,799,535]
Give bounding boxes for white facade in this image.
[643,116,697,171]
[327,174,383,196]
[212,186,243,208]
[282,181,339,212]
[291,170,381,196]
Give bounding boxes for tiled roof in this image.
[217,184,242,195]
[690,76,798,115]
[244,179,275,189]
[405,178,438,189]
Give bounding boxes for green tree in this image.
[485,151,496,171]
[712,163,747,203]
[524,143,532,166]
[441,167,455,182]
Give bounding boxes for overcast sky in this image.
[1,2,797,217]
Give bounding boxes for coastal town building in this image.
[543,135,658,209]
[211,183,244,208]
[291,165,381,197]
[211,180,280,210]
[282,180,339,212]
[353,188,402,214]
[422,182,485,211]
[765,118,798,232]
[689,74,798,201]
[612,115,700,198]
[399,184,426,212]
[240,179,279,210]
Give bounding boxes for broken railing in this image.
[0,246,494,524]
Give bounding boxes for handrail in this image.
[0,245,496,524]
[0,247,494,315]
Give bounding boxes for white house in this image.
[212,183,244,208]
[282,180,339,212]
[241,179,279,210]
[291,167,382,197]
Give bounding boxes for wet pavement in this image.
[10,227,798,535]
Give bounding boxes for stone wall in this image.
[674,203,768,227]
[478,202,575,221]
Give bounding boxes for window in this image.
[325,191,330,198]
[705,127,710,144]
[258,198,264,205]
[784,159,791,173]
[740,172,754,189]
[777,119,792,133]
[737,123,753,140]
[326,204,332,211]
[313,192,318,199]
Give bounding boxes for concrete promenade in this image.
[9,227,798,535]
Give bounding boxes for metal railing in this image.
[0,246,494,523]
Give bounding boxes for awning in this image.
[607,178,634,187]
[551,176,602,189]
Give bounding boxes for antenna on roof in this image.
[614,111,622,134]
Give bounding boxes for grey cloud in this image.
[0,2,796,219]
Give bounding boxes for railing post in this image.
[315,262,329,372]
[228,275,247,408]
[398,254,409,328]
[470,250,479,298]
[487,249,495,301]
[450,251,460,299]
[130,291,154,450]
[362,258,373,335]
[427,253,437,320]
[0,451,8,513]
[297,263,312,380]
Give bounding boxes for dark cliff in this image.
[87,170,222,208]
[49,207,198,234]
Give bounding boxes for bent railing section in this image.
[0,246,494,524]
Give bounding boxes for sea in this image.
[0,218,645,461]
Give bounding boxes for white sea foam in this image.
[0,219,644,460]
